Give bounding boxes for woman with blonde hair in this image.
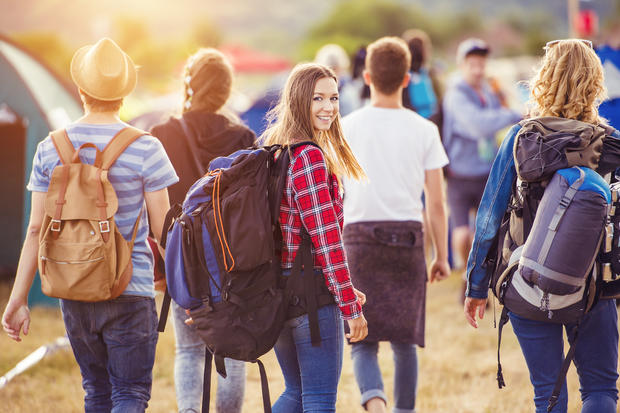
[464,39,619,413]
[151,48,255,413]
[262,62,368,412]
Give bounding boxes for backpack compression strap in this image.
[289,230,322,347]
[547,324,581,412]
[496,306,509,389]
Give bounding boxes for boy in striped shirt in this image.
[2,38,178,412]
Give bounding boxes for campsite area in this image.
[1,274,608,413]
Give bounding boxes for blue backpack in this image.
[406,68,438,119]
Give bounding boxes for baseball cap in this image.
[456,38,490,63]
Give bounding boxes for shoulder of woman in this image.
[290,143,325,169]
[293,142,323,158]
[150,116,181,138]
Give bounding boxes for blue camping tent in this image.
[0,34,82,305]
[597,45,620,130]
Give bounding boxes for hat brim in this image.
[70,44,137,101]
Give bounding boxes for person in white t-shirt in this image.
[342,36,450,413]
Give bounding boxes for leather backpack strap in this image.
[101,126,148,170]
[50,129,75,165]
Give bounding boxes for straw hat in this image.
[70,38,137,101]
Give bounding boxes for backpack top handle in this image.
[72,142,103,167]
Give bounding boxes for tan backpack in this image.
[38,127,146,301]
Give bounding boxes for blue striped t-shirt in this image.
[27,122,179,298]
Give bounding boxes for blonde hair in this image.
[262,63,365,181]
[528,39,607,124]
[183,48,233,114]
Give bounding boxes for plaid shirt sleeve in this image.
[291,146,362,320]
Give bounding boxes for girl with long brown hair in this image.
[262,63,368,412]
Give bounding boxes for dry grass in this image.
[0,276,618,413]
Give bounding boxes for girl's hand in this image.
[346,314,368,342]
[464,297,487,328]
[353,288,366,306]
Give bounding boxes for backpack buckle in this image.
[99,220,110,233]
[50,219,61,232]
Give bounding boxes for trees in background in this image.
[299,0,559,63]
[13,15,223,95]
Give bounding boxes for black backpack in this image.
[158,142,333,413]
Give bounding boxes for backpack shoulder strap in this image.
[101,126,148,170]
[288,141,321,152]
[50,129,75,165]
[178,117,206,177]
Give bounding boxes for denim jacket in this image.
[465,123,620,299]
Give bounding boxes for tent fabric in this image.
[220,44,291,73]
[0,34,82,305]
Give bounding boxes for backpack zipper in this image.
[40,256,104,265]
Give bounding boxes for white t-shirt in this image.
[342,106,449,224]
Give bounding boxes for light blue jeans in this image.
[171,301,246,413]
[509,299,619,413]
[272,304,344,413]
[350,341,418,413]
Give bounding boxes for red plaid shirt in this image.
[279,144,362,320]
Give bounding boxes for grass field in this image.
[0,275,618,413]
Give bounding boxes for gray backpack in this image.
[500,166,610,324]
[487,118,614,411]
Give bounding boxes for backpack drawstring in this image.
[209,169,235,272]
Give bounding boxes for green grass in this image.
[0,276,617,412]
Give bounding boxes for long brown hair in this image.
[528,39,607,124]
[262,63,365,180]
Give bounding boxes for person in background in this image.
[401,29,442,124]
[339,46,371,115]
[2,38,178,412]
[150,48,255,413]
[442,38,521,302]
[595,35,620,130]
[401,29,446,264]
[464,39,619,413]
[342,36,450,413]
[262,62,368,412]
[315,44,354,114]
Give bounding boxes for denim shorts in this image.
[446,174,488,228]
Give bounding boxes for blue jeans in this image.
[60,295,159,413]
[509,299,619,413]
[171,300,246,413]
[272,304,344,413]
[351,342,418,413]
